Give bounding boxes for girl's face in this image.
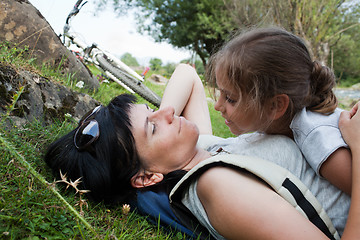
[214,70,264,135]
[130,104,200,174]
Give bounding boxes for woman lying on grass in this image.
[45,64,358,239]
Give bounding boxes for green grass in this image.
[0,42,232,239]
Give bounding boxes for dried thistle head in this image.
[55,170,90,195]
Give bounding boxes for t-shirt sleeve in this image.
[300,125,348,176]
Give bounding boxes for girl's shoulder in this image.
[291,107,343,132]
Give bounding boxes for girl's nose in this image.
[150,106,175,123]
[214,98,223,112]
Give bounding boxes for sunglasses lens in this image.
[75,120,100,149]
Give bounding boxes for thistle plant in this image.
[54,171,90,216]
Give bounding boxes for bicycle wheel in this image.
[96,54,162,107]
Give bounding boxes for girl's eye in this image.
[225,95,236,104]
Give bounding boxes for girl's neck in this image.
[267,117,294,139]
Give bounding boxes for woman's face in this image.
[130,104,200,174]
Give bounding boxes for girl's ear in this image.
[268,94,290,120]
[130,171,164,188]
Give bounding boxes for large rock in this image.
[0,62,99,128]
[0,0,99,91]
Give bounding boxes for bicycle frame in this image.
[62,0,144,84]
[63,34,135,93]
[61,0,162,107]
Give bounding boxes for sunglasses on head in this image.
[74,105,102,151]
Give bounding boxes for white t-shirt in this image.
[290,108,348,176]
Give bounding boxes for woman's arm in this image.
[197,167,328,240]
[339,105,360,239]
[160,64,212,135]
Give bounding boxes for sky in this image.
[28,0,192,66]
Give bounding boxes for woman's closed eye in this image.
[145,104,156,113]
[146,104,157,134]
[152,123,156,134]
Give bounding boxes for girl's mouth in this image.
[222,114,231,125]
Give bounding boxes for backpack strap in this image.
[170,154,340,240]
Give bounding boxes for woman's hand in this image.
[339,102,360,150]
[339,101,360,239]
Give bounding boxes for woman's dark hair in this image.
[44,94,140,204]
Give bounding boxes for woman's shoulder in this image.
[195,166,298,239]
[196,165,269,210]
[197,166,259,192]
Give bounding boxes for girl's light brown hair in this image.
[206,27,337,131]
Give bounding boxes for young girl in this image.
[207,27,352,195]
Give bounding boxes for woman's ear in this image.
[267,94,289,120]
[130,171,164,188]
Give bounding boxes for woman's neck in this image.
[182,147,212,171]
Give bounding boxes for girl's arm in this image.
[197,167,328,240]
[320,147,352,195]
[338,105,360,239]
[160,63,212,135]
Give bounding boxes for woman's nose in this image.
[150,106,175,123]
